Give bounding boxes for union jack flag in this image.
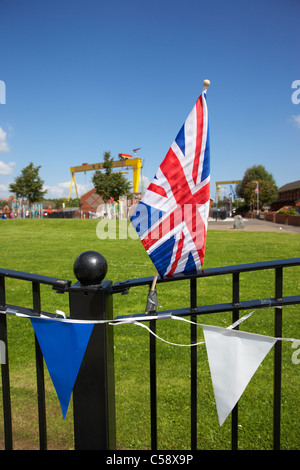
[131,90,210,277]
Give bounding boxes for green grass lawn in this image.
[0,218,300,450]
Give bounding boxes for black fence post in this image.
[0,276,12,450]
[69,251,116,450]
[231,271,240,450]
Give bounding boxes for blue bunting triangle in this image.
[30,318,94,419]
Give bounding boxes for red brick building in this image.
[80,188,103,216]
[271,180,300,211]
[80,188,142,218]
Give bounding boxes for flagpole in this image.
[145,269,159,314]
[150,270,159,291]
[203,79,210,92]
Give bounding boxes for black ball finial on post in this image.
[70,250,115,450]
[73,250,107,286]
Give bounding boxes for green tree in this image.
[9,162,47,209]
[46,197,80,209]
[92,151,131,202]
[236,165,277,207]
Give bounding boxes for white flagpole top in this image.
[203,79,210,93]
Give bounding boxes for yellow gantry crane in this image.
[215,180,242,202]
[68,153,143,200]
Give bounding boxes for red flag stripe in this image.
[192,95,204,185]
[160,148,210,206]
[148,183,168,198]
[168,234,185,276]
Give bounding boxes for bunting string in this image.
[126,320,206,347]
[1,306,298,344]
[1,305,299,424]
[120,309,298,347]
[0,308,165,324]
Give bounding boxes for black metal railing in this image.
[0,256,300,450]
[112,258,300,450]
[0,270,71,450]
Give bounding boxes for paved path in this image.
[208,217,300,234]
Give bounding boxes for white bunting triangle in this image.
[202,324,277,426]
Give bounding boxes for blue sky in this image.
[0,0,299,201]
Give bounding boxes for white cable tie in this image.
[55,310,67,319]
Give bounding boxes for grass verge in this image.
[0,218,299,450]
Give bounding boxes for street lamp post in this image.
[253,181,259,217]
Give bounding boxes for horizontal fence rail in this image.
[0,257,300,450]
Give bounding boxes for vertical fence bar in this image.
[0,276,12,450]
[32,281,47,450]
[150,319,157,450]
[231,272,240,450]
[274,267,283,450]
[34,338,47,450]
[190,278,197,450]
[70,275,116,450]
